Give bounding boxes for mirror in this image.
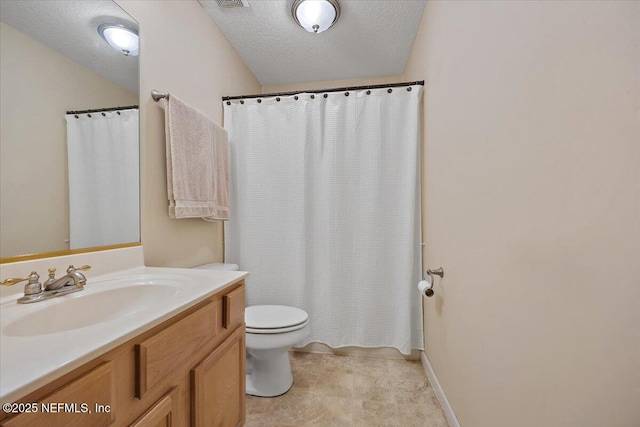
[0,0,140,261]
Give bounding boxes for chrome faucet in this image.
[1,265,91,304]
[43,265,90,290]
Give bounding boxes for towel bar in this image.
[151,90,169,102]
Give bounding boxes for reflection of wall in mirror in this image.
[0,21,137,258]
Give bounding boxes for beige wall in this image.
[404,1,640,426]
[116,0,260,267]
[0,21,137,258]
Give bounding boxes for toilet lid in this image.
[245,305,308,330]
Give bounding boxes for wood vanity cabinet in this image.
[0,280,246,427]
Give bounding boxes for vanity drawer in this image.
[223,285,245,330]
[136,302,217,398]
[2,362,115,427]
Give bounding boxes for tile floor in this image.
[245,352,449,427]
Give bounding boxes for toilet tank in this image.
[193,263,239,271]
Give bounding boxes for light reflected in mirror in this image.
[0,0,140,261]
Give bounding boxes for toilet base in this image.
[245,347,294,397]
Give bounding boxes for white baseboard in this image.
[421,351,461,427]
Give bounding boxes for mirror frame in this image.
[0,242,141,264]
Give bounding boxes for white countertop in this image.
[0,266,248,403]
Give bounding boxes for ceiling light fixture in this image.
[292,0,340,34]
[98,23,139,56]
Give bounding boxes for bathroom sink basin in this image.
[3,278,183,337]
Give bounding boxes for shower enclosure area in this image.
[224,83,424,355]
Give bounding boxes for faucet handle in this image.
[1,275,31,287]
[67,264,92,273]
[1,272,42,295]
[67,265,91,288]
[1,271,39,286]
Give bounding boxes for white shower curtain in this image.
[65,109,139,249]
[224,86,423,354]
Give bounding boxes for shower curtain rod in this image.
[222,80,424,101]
[66,105,139,115]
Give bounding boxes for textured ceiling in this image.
[0,0,138,94]
[199,0,426,86]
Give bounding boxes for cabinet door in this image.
[130,387,180,427]
[1,362,115,427]
[191,326,245,427]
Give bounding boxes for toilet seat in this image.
[245,305,308,334]
[246,320,309,334]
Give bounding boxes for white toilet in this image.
[244,304,309,396]
[195,263,310,397]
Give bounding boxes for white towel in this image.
[165,94,230,219]
[205,122,230,220]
